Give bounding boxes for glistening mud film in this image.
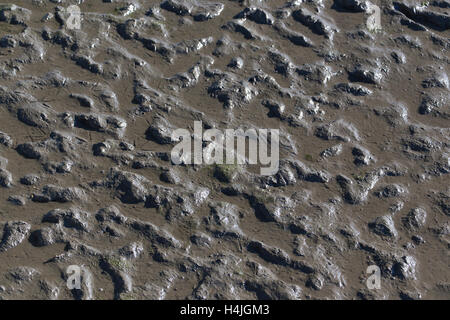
[0,0,448,302]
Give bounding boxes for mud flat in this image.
[0,0,448,300]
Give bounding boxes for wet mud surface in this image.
[0,0,448,300]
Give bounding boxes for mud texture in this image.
[0,0,448,300]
